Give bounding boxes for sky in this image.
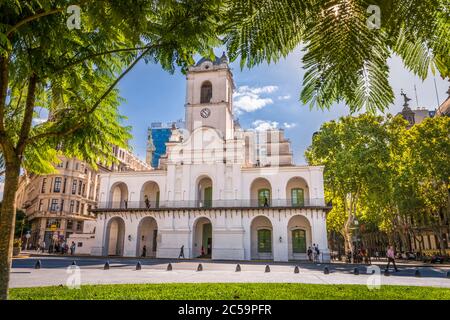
[117,47,449,165]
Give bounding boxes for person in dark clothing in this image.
[144,195,150,209]
[178,245,185,259]
[263,197,269,207]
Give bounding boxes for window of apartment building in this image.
[78,180,83,195]
[67,220,73,230]
[80,203,85,215]
[69,200,75,213]
[75,163,79,171]
[82,183,86,196]
[62,178,67,193]
[57,161,64,168]
[76,221,83,231]
[76,201,80,213]
[49,199,59,212]
[72,180,77,194]
[46,219,61,228]
[53,177,62,193]
[38,199,43,211]
[60,200,64,212]
[65,161,69,169]
[41,178,47,193]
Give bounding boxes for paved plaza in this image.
[10,256,450,289]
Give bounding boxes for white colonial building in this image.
[90,54,331,262]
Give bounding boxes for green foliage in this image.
[0,0,225,173]
[306,114,450,246]
[9,283,450,300]
[224,0,450,112]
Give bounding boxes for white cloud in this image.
[278,95,291,101]
[252,120,279,131]
[283,122,297,129]
[233,85,278,113]
[33,118,47,125]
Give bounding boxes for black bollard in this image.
[71,260,77,266]
[34,260,41,269]
[353,267,359,275]
[136,261,142,270]
[167,263,172,271]
[104,261,110,270]
[294,265,300,274]
[415,269,421,277]
[235,264,241,272]
[324,267,329,274]
[197,263,203,271]
[265,265,270,273]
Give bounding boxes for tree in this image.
[408,117,450,253]
[0,0,224,299]
[305,114,392,260]
[224,0,450,112]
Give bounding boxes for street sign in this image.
[25,232,31,239]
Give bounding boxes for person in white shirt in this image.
[385,245,399,272]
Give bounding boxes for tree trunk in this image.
[0,160,20,300]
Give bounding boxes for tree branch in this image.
[0,55,9,135]
[5,0,90,37]
[16,73,37,155]
[26,45,155,144]
[6,8,64,37]
[52,45,156,75]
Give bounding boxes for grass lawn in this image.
[10,283,450,300]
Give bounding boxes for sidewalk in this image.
[15,250,450,268]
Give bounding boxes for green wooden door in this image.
[204,187,212,208]
[257,229,272,253]
[291,188,304,207]
[292,229,306,253]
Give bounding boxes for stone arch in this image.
[250,177,272,207]
[104,216,125,256]
[140,181,160,208]
[136,216,158,257]
[109,182,129,209]
[286,177,310,207]
[287,215,312,260]
[250,215,273,260]
[192,216,213,258]
[196,175,213,208]
[200,81,213,103]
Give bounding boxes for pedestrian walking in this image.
[178,245,185,259]
[385,245,399,272]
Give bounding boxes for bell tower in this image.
[185,53,235,140]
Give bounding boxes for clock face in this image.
[200,108,211,118]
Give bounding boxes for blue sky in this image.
[118,47,449,164]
